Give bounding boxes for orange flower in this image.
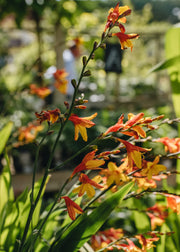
[105,113,149,139]
[17,122,44,144]
[100,161,129,186]
[53,69,68,94]
[72,173,103,198]
[119,238,142,251]
[71,150,105,178]
[30,84,51,99]
[104,3,131,32]
[117,138,151,169]
[96,150,120,160]
[91,228,124,251]
[61,196,83,220]
[146,204,168,230]
[35,108,60,124]
[156,137,180,153]
[136,234,159,251]
[69,113,97,141]
[112,32,139,51]
[54,69,68,80]
[140,156,166,180]
[134,175,157,192]
[123,112,146,138]
[104,114,124,135]
[165,194,180,214]
[73,37,84,47]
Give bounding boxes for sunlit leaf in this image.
[148,55,180,73]
[0,122,13,155]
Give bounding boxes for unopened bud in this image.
[83,70,91,77]
[71,79,77,88]
[91,53,95,59]
[93,41,98,50]
[82,56,87,66]
[100,43,106,49]
[47,130,54,135]
[64,101,69,109]
[74,105,87,109]
[101,32,105,40]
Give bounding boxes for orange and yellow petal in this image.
[86,159,105,169]
[130,150,142,169]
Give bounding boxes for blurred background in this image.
[1,0,180,193]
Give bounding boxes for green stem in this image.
[18,123,64,252]
[31,129,49,206]
[51,134,109,172]
[31,176,71,245]
[19,28,110,251]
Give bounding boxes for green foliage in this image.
[0,165,50,251]
[0,122,13,154]
[51,182,134,252]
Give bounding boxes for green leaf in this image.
[165,27,180,190]
[51,181,134,252]
[165,27,180,118]
[19,175,51,233]
[19,175,51,251]
[148,55,180,73]
[0,154,14,221]
[0,122,13,155]
[156,223,177,252]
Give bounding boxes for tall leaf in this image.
[165,27,180,191]
[165,27,180,118]
[0,122,13,155]
[148,55,180,73]
[156,223,177,252]
[51,181,134,252]
[149,27,180,190]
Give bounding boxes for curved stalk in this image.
[19,27,111,251]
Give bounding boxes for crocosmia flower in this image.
[156,137,180,153]
[104,114,124,135]
[136,234,159,251]
[146,204,168,230]
[119,238,143,252]
[165,194,180,215]
[118,138,151,169]
[104,3,131,32]
[112,32,139,51]
[100,161,129,186]
[17,122,44,144]
[140,156,166,179]
[105,112,147,139]
[69,112,97,141]
[61,196,83,220]
[53,69,68,94]
[91,228,124,251]
[71,150,105,178]
[30,84,51,99]
[72,173,103,198]
[35,108,60,124]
